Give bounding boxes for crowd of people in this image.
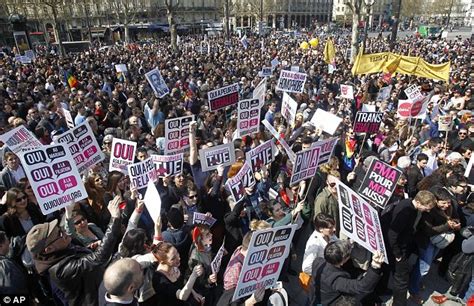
[0,29,472,306]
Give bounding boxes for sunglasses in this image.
[459,132,467,135]
[16,195,27,202]
[187,195,198,199]
[74,218,86,225]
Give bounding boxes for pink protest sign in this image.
[164,115,194,155]
[358,158,402,208]
[232,224,297,302]
[237,98,261,137]
[55,121,104,174]
[337,179,388,263]
[0,125,42,154]
[18,143,88,215]
[109,138,137,175]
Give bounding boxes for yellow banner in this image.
[324,38,336,65]
[351,52,450,82]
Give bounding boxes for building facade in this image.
[5,0,223,43]
[332,0,392,28]
[232,0,333,30]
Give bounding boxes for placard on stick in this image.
[358,158,402,208]
[337,180,388,263]
[232,225,297,302]
[353,112,383,134]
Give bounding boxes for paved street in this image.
[367,27,473,40]
[283,223,465,306]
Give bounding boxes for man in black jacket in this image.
[387,191,436,306]
[26,195,122,306]
[406,153,428,198]
[311,240,384,305]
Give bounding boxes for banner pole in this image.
[358,133,368,157]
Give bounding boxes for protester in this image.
[0,27,471,306]
[311,240,385,305]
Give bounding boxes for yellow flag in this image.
[324,38,336,65]
[383,54,402,74]
[351,52,450,82]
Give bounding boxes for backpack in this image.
[447,251,473,295]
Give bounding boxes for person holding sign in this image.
[311,240,385,305]
[187,225,219,305]
[217,231,267,306]
[25,195,123,306]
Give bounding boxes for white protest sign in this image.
[128,157,158,191]
[151,153,183,177]
[192,212,217,227]
[281,93,298,126]
[262,119,296,162]
[404,84,423,103]
[115,64,128,72]
[232,224,297,302]
[311,137,338,166]
[164,115,194,155]
[465,155,474,183]
[271,58,280,70]
[207,83,240,112]
[362,104,376,112]
[259,67,272,77]
[238,98,261,137]
[55,121,104,174]
[336,180,388,263]
[246,139,276,173]
[25,50,35,60]
[199,143,235,172]
[276,70,307,94]
[225,162,255,204]
[438,115,453,131]
[0,125,42,154]
[109,138,137,174]
[340,84,354,99]
[290,146,321,185]
[290,66,300,72]
[211,242,226,274]
[310,109,343,135]
[253,78,266,107]
[377,85,392,101]
[145,68,169,98]
[144,181,161,222]
[19,143,88,215]
[62,108,74,129]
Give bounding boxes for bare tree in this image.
[107,0,146,43]
[345,0,366,63]
[37,0,66,56]
[165,0,179,52]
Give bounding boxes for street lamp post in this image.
[363,0,375,53]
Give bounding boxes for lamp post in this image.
[362,0,375,53]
